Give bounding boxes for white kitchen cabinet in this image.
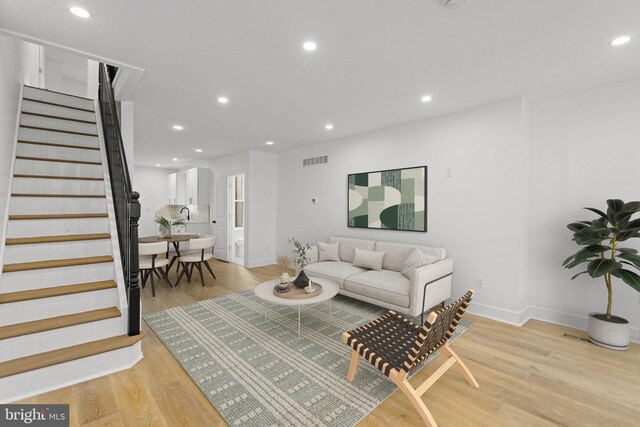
[185,167,210,204]
[166,173,177,204]
[176,172,186,204]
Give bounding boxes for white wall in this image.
[247,151,277,267]
[44,48,87,98]
[0,34,28,267]
[132,166,177,237]
[276,98,529,315]
[275,80,640,341]
[529,78,640,340]
[205,151,277,268]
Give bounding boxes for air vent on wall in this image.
[302,155,328,167]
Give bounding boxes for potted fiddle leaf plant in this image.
[155,216,186,238]
[563,199,640,350]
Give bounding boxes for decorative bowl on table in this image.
[276,281,290,292]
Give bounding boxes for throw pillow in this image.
[352,247,385,271]
[307,245,319,264]
[401,248,439,278]
[318,241,340,262]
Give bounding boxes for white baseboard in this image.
[467,303,639,343]
[245,257,276,269]
[466,302,530,327]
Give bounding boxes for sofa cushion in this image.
[304,261,366,287]
[344,270,410,308]
[352,247,385,271]
[374,241,446,272]
[328,236,376,263]
[318,241,340,262]
[401,248,439,278]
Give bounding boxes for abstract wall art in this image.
[348,166,427,232]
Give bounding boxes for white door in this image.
[213,177,228,261]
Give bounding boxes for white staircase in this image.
[0,86,144,402]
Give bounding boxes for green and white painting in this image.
[348,166,427,232]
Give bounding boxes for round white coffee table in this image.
[254,276,339,338]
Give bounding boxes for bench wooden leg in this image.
[396,378,438,427]
[347,350,359,382]
[442,344,479,388]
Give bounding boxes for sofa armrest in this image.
[408,258,454,318]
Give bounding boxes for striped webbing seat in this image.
[344,290,473,377]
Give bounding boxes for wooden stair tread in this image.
[9,213,108,220]
[0,280,117,304]
[0,332,145,378]
[22,97,95,113]
[14,174,103,181]
[0,307,121,340]
[21,111,96,124]
[18,140,100,151]
[16,155,101,165]
[25,84,94,102]
[3,255,114,272]
[6,233,111,245]
[12,193,106,198]
[20,125,98,137]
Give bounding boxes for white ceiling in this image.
[1,0,639,167]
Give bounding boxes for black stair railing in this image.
[98,63,140,336]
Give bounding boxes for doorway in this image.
[228,174,245,266]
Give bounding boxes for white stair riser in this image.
[7,218,110,238]
[4,239,112,264]
[12,177,104,195]
[23,86,94,111]
[1,263,116,292]
[21,115,97,135]
[22,99,96,122]
[0,342,142,403]
[0,288,119,327]
[16,143,102,163]
[1,316,124,363]
[9,197,107,215]
[18,127,99,148]
[14,159,102,178]
[0,317,124,362]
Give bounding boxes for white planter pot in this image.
[587,312,629,351]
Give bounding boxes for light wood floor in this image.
[17,260,640,426]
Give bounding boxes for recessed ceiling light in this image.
[265,141,274,145]
[195,149,203,153]
[610,36,631,46]
[303,41,317,51]
[156,163,161,167]
[218,96,229,104]
[325,124,334,130]
[70,7,90,18]
[172,125,183,130]
[172,158,178,162]
[421,95,433,103]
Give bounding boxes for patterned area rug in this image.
[144,291,472,427]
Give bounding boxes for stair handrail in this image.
[98,63,140,336]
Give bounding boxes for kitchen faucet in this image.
[179,206,190,221]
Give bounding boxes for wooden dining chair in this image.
[176,236,216,286]
[342,290,477,427]
[139,241,173,297]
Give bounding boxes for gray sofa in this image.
[304,236,453,317]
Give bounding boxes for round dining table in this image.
[138,234,200,256]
